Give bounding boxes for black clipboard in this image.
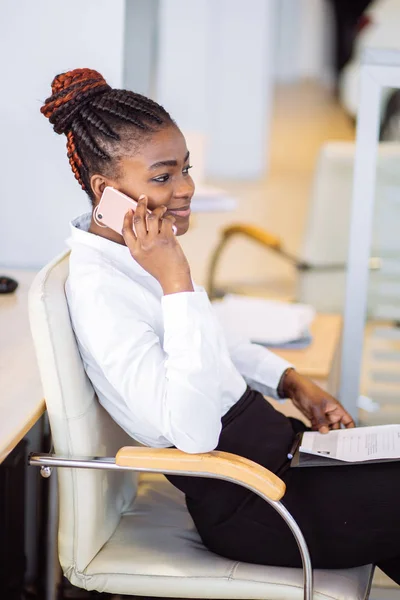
[290,432,400,468]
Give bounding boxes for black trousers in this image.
[167,388,400,585]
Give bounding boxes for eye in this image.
[183,164,193,175]
[152,174,170,183]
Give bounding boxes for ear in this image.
[90,174,114,205]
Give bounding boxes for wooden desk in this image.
[273,313,343,382]
[0,270,45,463]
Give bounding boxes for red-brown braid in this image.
[66,131,85,189]
[41,69,111,190]
[41,67,173,200]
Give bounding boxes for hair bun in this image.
[41,68,111,134]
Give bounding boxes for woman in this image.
[42,68,400,583]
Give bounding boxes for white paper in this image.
[299,424,400,462]
[211,295,315,345]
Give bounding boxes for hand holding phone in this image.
[122,195,193,295]
[94,186,177,236]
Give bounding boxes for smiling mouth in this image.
[167,205,191,218]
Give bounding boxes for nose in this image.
[173,176,194,200]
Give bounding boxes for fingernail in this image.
[138,194,146,200]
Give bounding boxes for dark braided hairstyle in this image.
[41,68,175,203]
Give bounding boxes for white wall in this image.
[297,0,334,85]
[0,0,125,269]
[274,0,334,85]
[156,1,211,136]
[124,0,159,97]
[205,0,276,179]
[156,0,276,180]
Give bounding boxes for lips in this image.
[167,205,191,218]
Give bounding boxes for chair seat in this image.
[77,474,373,599]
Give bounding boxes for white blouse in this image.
[65,214,292,453]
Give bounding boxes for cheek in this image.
[120,181,172,210]
[147,187,174,210]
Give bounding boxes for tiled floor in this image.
[370,590,400,600]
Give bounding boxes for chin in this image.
[176,219,190,236]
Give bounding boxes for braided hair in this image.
[41,68,174,202]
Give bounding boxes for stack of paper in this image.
[300,424,400,463]
[212,294,315,347]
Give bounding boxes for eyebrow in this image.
[148,150,190,171]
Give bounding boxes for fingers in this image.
[160,213,177,236]
[128,197,174,238]
[122,209,137,247]
[325,402,356,429]
[147,205,167,235]
[325,413,355,431]
[122,198,176,246]
[340,411,356,429]
[311,404,330,434]
[132,195,149,238]
[325,411,341,430]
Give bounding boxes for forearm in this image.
[160,272,194,295]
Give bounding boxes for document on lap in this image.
[290,424,400,468]
[300,424,400,462]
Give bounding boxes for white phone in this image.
[94,186,177,235]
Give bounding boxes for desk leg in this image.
[0,439,26,600]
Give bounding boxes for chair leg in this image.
[269,500,313,600]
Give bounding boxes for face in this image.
[91,125,195,237]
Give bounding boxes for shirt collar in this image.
[67,212,151,277]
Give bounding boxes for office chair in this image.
[208,141,400,318]
[27,251,374,599]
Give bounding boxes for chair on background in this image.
[27,251,374,599]
[207,141,400,317]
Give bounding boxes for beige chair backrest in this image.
[297,141,400,314]
[300,141,400,264]
[28,251,136,574]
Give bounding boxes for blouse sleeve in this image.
[70,271,226,453]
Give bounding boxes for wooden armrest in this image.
[222,224,282,250]
[116,447,285,502]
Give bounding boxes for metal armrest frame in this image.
[29,447,313,600]
[206,223,353,300]
[207,224,304,300]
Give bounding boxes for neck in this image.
[88,215,126,246]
